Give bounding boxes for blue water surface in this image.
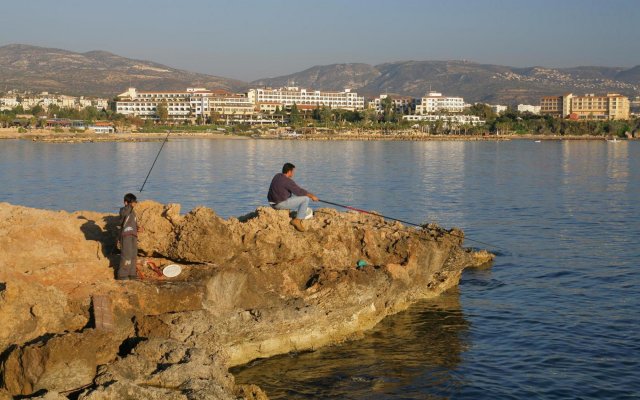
[1,138,638,399]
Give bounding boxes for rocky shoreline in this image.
[0,201,493,399]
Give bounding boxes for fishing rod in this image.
[139,131,171,192]
[318,199,502,251]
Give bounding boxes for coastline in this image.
[0,127,634,143]
[0,128,248,142]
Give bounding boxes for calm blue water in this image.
[1,138,639,399]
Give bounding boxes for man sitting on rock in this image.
[267,162,319,232]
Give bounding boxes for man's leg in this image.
[274,195,309,218]
[118,236,134,279]
[116,236,138,279]
[128,237,138,278]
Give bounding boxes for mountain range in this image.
[1,44,638,105]
[0,44,245,98]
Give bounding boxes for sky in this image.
[1,0,639,82]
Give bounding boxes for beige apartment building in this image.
[540,93,573,118]
[570,94,629,120]
[540,93,629,120]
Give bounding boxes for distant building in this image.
[88,121,115,133]
[0,96,20,110]
[517,104,541,114]
[0,91,109,112]
[116,87,256,122]
[402,114,485,126]
[415,91,465,114]
[247,86,364,111]
[540,93,629,120]
[570,93,629,120]
[630,96,640,117]
[45,119,85,129]
[491,105,508,114]
[367,94,415,114]
[540,93,573,118]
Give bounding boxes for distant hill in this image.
[1,44,637,105]
[253,61,640,104]
[0,44,246,97]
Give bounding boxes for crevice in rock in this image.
[305,273,320,289]
[13,388,47,399]
[62,382,93,400]
[21,333,57,348]
[117,337,147,358]
[0,344,17,388]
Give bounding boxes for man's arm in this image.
[284,177,318,201]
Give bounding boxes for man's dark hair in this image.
[124,193,137,204]
[282,163,295,174]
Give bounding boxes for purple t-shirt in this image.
[267,173,308,204]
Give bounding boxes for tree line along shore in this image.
[1,102,639,140]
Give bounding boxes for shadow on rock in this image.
[78,215,121,267]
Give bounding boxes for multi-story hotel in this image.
[540,93,629,120]
[415,91,466,114]
[247,86,365,111]
[367,94,415,115]
[570,93,629,120]
[115,87,255,122]
[540,95,565,117]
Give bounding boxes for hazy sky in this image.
[1,0,638,81]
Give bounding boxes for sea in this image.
[1,138,638,399]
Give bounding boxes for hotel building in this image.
[247,87,365,111]
[115,88,255,122]
[402,114,485,126]
[540,93,629,120]
[570,93,629,120]
[367,94,415,114]
[415,91,466,114]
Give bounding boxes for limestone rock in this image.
[1,329,128,395]
[0,201,493,398]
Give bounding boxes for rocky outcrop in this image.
[0,201,492,398]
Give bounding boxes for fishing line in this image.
[318,199,504,251]
[139,131,170,192]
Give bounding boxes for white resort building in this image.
[415,91,466,114]
[402,114,485,126]
[517,104,541,114]
[115,87,255,122]
[247,87,365,111]
[115,86,366,122]
[367,94,415,114]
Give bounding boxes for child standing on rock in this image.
[117,193,142,280]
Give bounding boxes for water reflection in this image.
[232,289,469,399]
[606,141,628,193]
[2,140,639,398]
